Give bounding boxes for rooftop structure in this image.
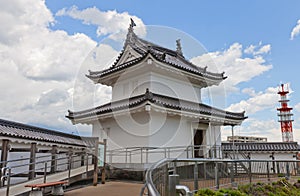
[226,135,267,143]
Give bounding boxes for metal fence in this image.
[0,152,94,195]
[142,158,300,196]
[107,145,222,164]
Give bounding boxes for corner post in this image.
[0,139,9,187]
[51,145,57,173]
[28,142,37,180]
[93,139,99,186]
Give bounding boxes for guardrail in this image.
[142,158,300,196]
[0,152,94,195]
[107,145,222,164]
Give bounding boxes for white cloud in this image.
[242,88,257,97]
[244,43,271,55]
[0,1,129,135]
[0,0,97,81]
[256,44,271,55]
[295,103,300,112]
[244,45,255,54]
[222,118,282,142]
[56,6,147,41]
[227,86,279,114]
[290,19,300,40]
[191,43,272,93]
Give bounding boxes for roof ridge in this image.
[67,88,247,122]
[0,118,81,140]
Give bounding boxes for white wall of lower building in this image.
[91,109,225,163]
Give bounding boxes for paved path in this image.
[65,181,144,196]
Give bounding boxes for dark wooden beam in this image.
[28,143,37,180]
[9,148,31,152]
[93,139,99,186]
[0,139,9,187]
[51,145,57,174]
[101,139,107,184]
[81,148,85,167]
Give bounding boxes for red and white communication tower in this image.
[277,84,294,142]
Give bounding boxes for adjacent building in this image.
[226,135,267,143]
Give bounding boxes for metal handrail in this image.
[144,158,173,196]
[0,153,94,188]
[142,158,300,196]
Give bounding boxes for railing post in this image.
[186,146,189,158]
[44,162,47,183]
[146,149,149,164]
[141,148,143,164]
[249,161,252,185]
[164,164,169,196]
[6,168,11,196]
[230,160,235,187]
[169,174,179,196]
[43,162,47,195]
[125,148,128,164]
[51,145,57,173]
[174,161,177,174]
[267,161,270,183]
[101,139,107,184]
[81,149,85,167]
[192,146,195,158]
[86,153,89,177]
[68,155,72,182]
[215,162,219,189]
[0,139,9,188]
[194,162,199,191]
[164,148,167,158]
[286,162,290,180]
[93,140,99,186]
[29,142,37,180]
[203,162,207,180]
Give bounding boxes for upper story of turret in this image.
[86,20,226,103]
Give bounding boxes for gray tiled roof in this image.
[67,89,247,124]
[222,142,300,152]
[0,119,95,147]
[87,28,226,83]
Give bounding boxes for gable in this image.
[114,45,143,67]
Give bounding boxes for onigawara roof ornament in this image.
[176,39,183,56]
[130,18,137,28]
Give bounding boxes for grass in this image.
[195,178,300,196]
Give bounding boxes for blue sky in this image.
[1,0,300,142]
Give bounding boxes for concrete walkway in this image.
[0,165,94,196]
[65,181,144,196]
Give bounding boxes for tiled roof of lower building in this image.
[222,142,300,152]
[0,118,96,147]
[67,89,247,124]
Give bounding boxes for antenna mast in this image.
[277,84,294,142]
